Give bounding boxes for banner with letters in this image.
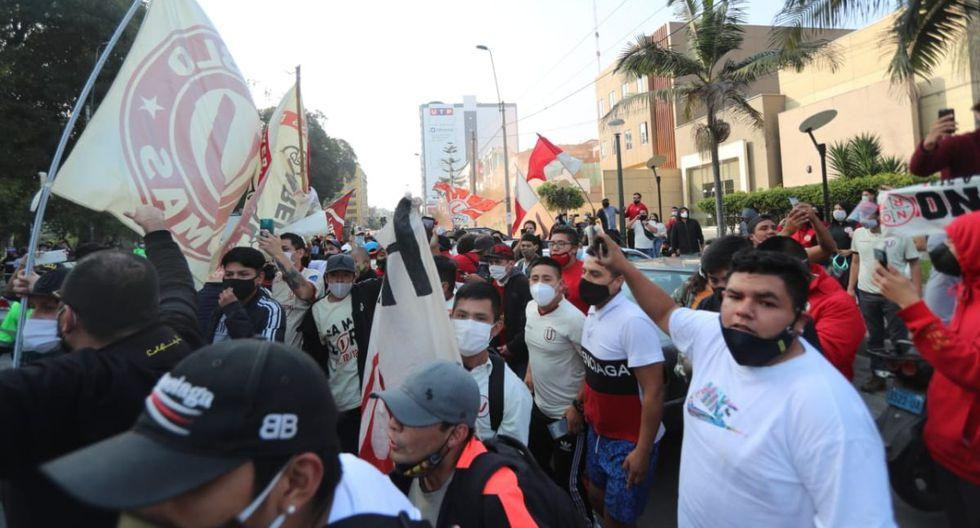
[879,176,980,237]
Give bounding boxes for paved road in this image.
[638,354,948,527]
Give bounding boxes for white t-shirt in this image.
[311,296,361,411]
[327,454,422,524]
[468,356,533,445]
[270,267,324,349]
[632,219,656,249]
[525,299,586,419]
[851,227,918,294]
[668,308,895,528]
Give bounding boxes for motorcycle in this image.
[868,348,942,512]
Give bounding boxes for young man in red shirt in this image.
[549,225,588,314]
[624,193,649,249]
[910,102,980,180]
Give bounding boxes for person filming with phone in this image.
[910,104,980,180]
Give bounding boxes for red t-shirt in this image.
[562,259,588,314]
[789,225,818,248]
[625,202,649,221]
[452,252,479,282]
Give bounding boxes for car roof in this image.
[633,257,701,273]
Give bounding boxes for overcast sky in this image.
[198,0,790,209]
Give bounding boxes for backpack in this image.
[488,353,505,433]
[457,435,588,528]
[328,512,432,528]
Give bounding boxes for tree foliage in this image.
[440,142,465,187]
[537,181,585,214]
[828,133,907,179]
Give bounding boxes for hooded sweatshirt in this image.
[897,210,980,484]
[807,265,864,380]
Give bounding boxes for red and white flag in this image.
[279,189,354,240]
[527,134,582,182]
[513,168,540,235]
[52,0,261,284]
[359,197,460,472]
[432,181,499,220]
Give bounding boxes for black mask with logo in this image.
[579,278,613,306]
[223,278,257,301]
[720,316,800,367]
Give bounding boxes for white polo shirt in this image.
[468,356,533,445]
[270,267,324,349]
[525,298,586,420]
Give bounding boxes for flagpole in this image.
[295,65,307,193]
[11,0,143,369]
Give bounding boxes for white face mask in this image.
[832,210,847,221]
[680,212,689,219]
[22,318,58,352]
[235,463,293,528]
[454,318,493,357]
[489,264,508,281]
[328,281,353,299]
[529,282,557,307]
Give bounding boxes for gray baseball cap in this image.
[326,254,356,274]
[371,361,479,428]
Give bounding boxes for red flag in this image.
[512,168,539,235]
[527,134,583,182]
[325,190,355,239]
[433,182,499,220]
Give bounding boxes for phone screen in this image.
[938,108,955,119]
[788,197,799,206]
[259,218,275,234]
[873,248,888,268]
[547,418,569,439]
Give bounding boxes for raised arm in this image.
[258,231,317,302]
[804,205,837,262]
[593,232,677,333]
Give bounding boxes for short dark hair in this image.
[863,188,877,196]
[729,249,810,313]
[523,220,537,228]
[74,242,108,260]
[633,192,642,198]
[221,247,266,272]
[520,233,541,245]
[279,232,306,251]
[701,235,753,274]
[456,234,477,255]
[747,214,776,234]
[528,256,562,277]
[433,255,457,287]
[550,225,580,247]
[758,235,808,261]
[453,281,501,321]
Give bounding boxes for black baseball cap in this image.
[42,340,339,510]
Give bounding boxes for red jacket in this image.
[897,211,980,484]
[452,252,479,282]
[909,129,980,181]
[808,265,864,379]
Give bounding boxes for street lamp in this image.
[646,154,667,221]
[799,109,837,218]
[609,118,626,235]
[476,44,512,228]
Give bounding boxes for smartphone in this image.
[873,248,888,268]
[938,108,955,120]
[547,418,569,439]
[788,197,799,206]
[259,218,275,234]
[476,260,491,281]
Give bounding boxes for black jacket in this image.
[495,271,531,378]
[299,278,382,382]
[0,230,201,528]
[668,219,704,255]
[202,286,285,343]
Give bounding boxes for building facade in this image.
[340,165,369,229]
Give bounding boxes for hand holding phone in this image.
[927,109,957,149]
[259,218,275,235]
[873,248,888,268]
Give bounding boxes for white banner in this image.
[879,176,980,237]
[52,0,261,284]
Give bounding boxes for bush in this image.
[694,173,925,226]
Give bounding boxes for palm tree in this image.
[775,0,979,83]
[609,0,833,234]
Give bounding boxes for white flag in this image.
[359,197,460,472]
[52,0,261,284]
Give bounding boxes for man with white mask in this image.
[486,244,531,378]
[450,281,532,445]
[21,267,70,361]
[522,256,590,523]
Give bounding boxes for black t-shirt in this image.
[828,221,857,251]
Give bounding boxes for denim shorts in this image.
[585,427,659,523]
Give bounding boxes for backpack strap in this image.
[488,354,505,433]
[328,512,430,528]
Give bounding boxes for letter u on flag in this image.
[359,197,460,473]
[52,0,261,284]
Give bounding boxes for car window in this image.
[620,268,693,347]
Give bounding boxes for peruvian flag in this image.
[279,189,355,240]
[432,182,499,220]
[512,169,540,235]
[527,134,583,182]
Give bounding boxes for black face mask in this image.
[579,278,613,306]
[720,318,799,367]
[928,244,961,277]
[223,278,256,301]
[376,258,387,272]
[394,433,452,478]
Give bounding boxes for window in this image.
[600,141,607,157]
[621,82,630,99]
[639,122,649,144]
[624,130,634,150]
[686,159,740,226]
[608,91,616,109]
[598,99,606,117]
[637,75,647,93]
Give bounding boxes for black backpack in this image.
[457,435,588,528]
[488,353,505,433]
[328,512,431,528]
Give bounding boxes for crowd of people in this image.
[0,111,977,528]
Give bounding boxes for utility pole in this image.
[470,130,477,194]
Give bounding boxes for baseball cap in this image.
[473,235,494,253]
[490,244,515,260]
[371,361,479,428]
[326,254,356,274]
[32,266,69,297]
[364,241,381,254]
[42,340,339,510]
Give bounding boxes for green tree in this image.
[610,0,832,235]
[828,133,907,179]
[0,0,145,246]
[439,142,466,187]
[774,0,978,83]
[537,181,585,214]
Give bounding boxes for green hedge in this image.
[695,173,926,226]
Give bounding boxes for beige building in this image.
[340,165,369,229]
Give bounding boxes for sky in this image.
[197,0,789,209]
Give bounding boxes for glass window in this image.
[624,131,633,150]
[639,122,649,144]
[598,99,606,117]
[687,159,739,225]
[600,141,607,157]
[621,83,630,98]
[637,76,647,93]
[608,91,616,109]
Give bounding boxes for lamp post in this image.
[609,118,626,235]
[476,44,512,229]
[646,154,667,221]
[799,110,837,217]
